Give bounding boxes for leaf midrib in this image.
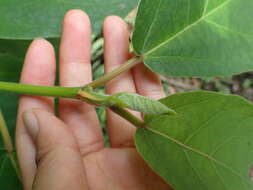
[146,127,252,185]
[141,0,163,53]
[143,0,232,56]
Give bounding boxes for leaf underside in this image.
[112,93,175,115]
[135,91,253,190]
[133,0,253,77]
[0,111,22,189]
[0,0,138,39]
[0,153,22,189]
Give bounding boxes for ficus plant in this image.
[1,0,253,189]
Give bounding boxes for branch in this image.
[0,82,80,98]
[87,56,143,89]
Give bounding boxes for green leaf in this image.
[0,40,24,190]
[0,40,30,188]
[112,93,176,115]
[0,111,22,189]
[0,39,33,80]
[135,91,253,190]
[0,39,27,133]
[132,0,253,77]
[0,153,22,189]
[0,0,138,39]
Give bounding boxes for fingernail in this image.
[23,110,39,140]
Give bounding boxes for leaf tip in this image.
[166,109,177,115]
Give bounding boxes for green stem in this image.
[0,82,80,98]
[110,106,146,128]
[0,110,13,154]
[87,56,143,89]
[78,88,110,106]
[78,89,146,128]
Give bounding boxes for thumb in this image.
[23,109,88,190]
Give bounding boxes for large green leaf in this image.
[132,0,253,77]
[0,0,138,39]
[0,111,22,189]
[0,39,28,129]
[135,91,253,190]
[0,153,22,189]
[0,41,26,81]
[0,40,26,190]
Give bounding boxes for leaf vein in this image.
[205,20,253,38]
[144,0,232,56]
[146,55,214,62]
[141,0,163,53]
[183,149,206,186]
[212,160,249,190]
[147,127,252,185]
[186,0,191,25]
[202,0,210,16]
[172,96,219,110]
[210,136,241,156]
[211,161,230,190]
[184,99,227,144]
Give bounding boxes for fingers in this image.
[59,10,91,86]
[23,110,88,190]
[104,16,140,147]
[133,63,165,100]
[59,10,103,156]
[16,39,56,189]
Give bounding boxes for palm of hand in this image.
[84,147,168,190]
[16,10,170,190]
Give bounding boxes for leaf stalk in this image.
[0,82,80,98]
[110,106,146,128]
[87,56,143,89]
[78,89,146,128]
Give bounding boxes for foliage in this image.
[0,0,138,189]
[111,92,176,115]
[0,0,138,39]
[0,111,22,189]
[1,0,253,189]
[133,0,253,77]
[136,91,253,189]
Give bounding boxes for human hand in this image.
[16,10,171,190]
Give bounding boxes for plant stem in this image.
[109,106,146,128]
[78,89,146,128]
[78,89,110,106]
[0,110,13,154]
[0,82,80,98]
[0,110,21,180]
[87,56,143,89]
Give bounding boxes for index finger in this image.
[16,39,56,189]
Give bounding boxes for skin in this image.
[15,10,172,190]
